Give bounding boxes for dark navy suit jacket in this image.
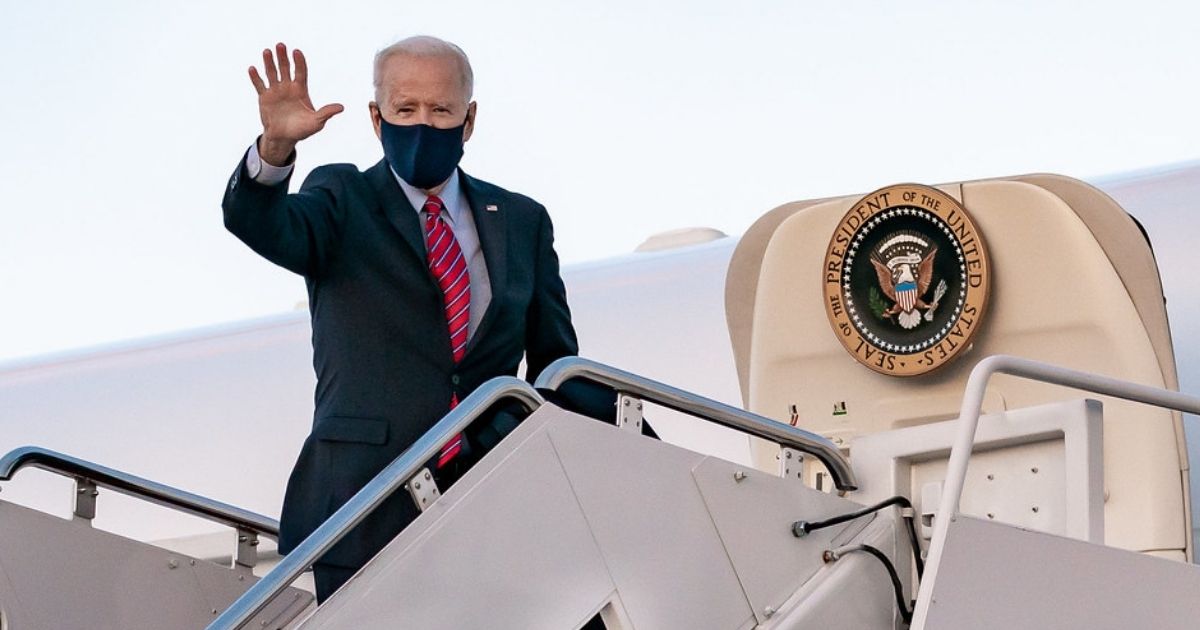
[222,154,578,568]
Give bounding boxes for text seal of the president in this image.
[822,183,991,376]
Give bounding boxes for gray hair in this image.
[373,36,474,103]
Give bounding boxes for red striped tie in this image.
[424,195,470,468]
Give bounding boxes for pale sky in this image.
[2,0,1198,368]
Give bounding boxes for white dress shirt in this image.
[246,143,492,341]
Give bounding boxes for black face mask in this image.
[378,114,467,190]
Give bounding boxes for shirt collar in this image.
[391,168,465,225]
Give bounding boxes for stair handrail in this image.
[0,445,280,538]
[534,356,858,491]
[913,354,1200,627]
[208,376,545,630]
[931,353,1200,540]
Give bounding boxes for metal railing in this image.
[930,354,1200,540]
[208,376,545,630]
[534,356,858,491]
[0,445,279,539]
[914,354,1200,626]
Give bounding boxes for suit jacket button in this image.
[451,374,460,385]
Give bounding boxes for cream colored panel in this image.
[745,180,1182,554]
[726,197,834,404]
[1013,174,1177,391]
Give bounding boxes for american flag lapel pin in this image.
[485,204,499,212]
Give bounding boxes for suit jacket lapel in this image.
[366,160,428,265]
[367,163,507,358]
[460,170,508,356]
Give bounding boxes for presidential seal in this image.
[823,184,990,376]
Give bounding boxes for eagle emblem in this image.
[868,231,948,329]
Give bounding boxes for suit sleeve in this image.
[221,150,346,277]
[523,207,579,384]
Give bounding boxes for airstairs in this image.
[4,356,1200,629]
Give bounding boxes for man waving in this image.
[223,37,578,601]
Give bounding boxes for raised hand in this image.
[248,43,344,165]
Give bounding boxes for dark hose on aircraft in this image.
[792,495,925,578]
[823,543,914,625]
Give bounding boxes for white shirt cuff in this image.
[246,141,294,186]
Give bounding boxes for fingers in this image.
[315,103,345,124]
[276,42,292,82]
[293,48,308,88]
[261,48,279,86]
[257,43,302,88]
[248,67,266,95]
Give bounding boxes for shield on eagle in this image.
[896,280,918,313]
